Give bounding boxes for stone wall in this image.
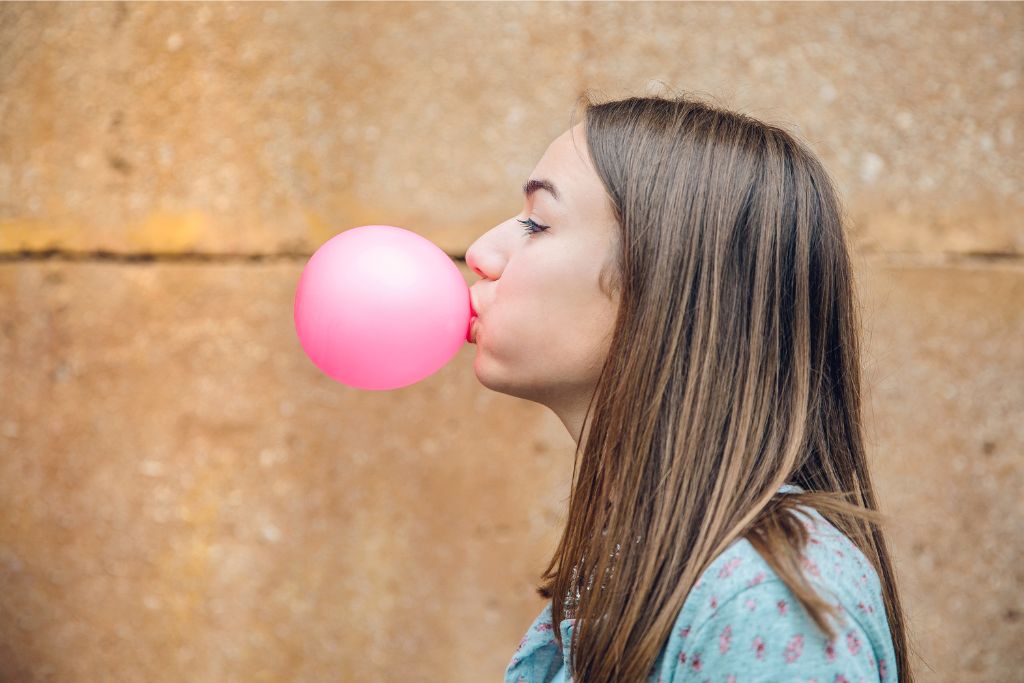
[0,2,1020,681]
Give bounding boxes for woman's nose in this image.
[465,233,496,280]
[465,243,484,279]
[465,217,514,280]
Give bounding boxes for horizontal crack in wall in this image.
[0,249,1020,267]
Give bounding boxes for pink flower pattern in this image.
[719,625,732,654]
[753,635,766,660]
[857,600,875,614]
[846,631,861,655]
[718,556,743,578]
[783,634,805,663]
[747,571,767,587]
[502,489,895,683]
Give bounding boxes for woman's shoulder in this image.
[689,500,885,619]
[687,508,883,621]
[654,497,897,681]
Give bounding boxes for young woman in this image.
[464,93,915,683]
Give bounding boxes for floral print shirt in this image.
[504,484,897,683]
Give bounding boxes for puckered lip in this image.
[467,287,483,343]
[469,287,481,319]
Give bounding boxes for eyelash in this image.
[516,217,549,236]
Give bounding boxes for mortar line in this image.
[0,249,1021,269]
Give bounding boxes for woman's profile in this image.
[464,91,915,683]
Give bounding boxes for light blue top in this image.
[504,484,897,683]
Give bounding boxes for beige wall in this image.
[0,2,1020,681]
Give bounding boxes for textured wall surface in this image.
[0,2,1021,682]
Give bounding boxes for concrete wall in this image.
[0,2,1020,681]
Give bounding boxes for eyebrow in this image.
[522,178,560,202]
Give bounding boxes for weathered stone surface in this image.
[857,258,1024,681]
[578,2,1023,257]
[0,259,574,681]
[0,1,583,256]
[0,2,1021,682]
[0,258,1020,682]
[0,2,1020,257]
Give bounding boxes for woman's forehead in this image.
[533,126,597,208]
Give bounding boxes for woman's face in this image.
[465,122,620,444]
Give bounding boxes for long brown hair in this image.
[536,91,917,681]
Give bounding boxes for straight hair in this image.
[535,90,917,682]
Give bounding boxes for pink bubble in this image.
[293,225,471,391]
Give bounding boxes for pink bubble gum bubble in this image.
[293,225,472,391]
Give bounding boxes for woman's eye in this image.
[516,217,549,236]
